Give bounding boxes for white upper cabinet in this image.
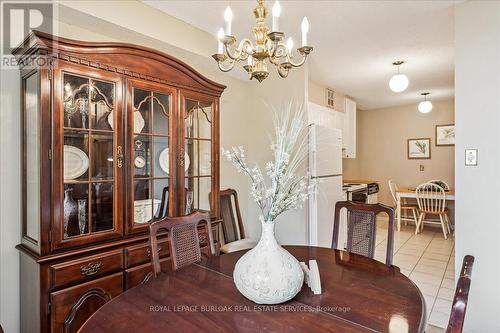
[307,101,343,129]
[307,100,356,158]
[342,97,356,158]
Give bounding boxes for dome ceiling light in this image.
[389,60,409,93]
[418,92,433,113]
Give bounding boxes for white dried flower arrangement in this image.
[222,102,316,223]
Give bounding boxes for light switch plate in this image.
[465,149,478,166]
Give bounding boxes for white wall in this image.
[455,1,500,332]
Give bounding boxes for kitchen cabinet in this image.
[14,31,225,333]
[307,99,357,158]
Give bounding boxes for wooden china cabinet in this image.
[14,31,225,333]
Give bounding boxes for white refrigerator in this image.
[308,124,345,248]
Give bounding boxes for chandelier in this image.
[212,0,313,82]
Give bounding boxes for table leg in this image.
[396,195,402,231]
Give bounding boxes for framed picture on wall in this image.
[436,124,455,146]
[407,138,431,159]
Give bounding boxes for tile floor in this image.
[374,220,455,331]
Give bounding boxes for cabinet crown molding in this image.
[13,30,226,97]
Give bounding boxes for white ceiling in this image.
[143,0,455,110]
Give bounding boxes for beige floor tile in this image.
[397,246,425,256]
[394,253,421,261]
[410,271,443,285]
[429,239,454,245]
[422,294,436,311]
[428,311,449,328]
[419,258,448,268]
[437,287,455,301]
[413,264,446,276]
[433,298,452,315]
[376,222,456,311]
[400,269,412,277]
[394,261,417,270]
[426,323,446,333]
[444,270,455,279]
[441,278,455,289]
[425,246,453,254]
[422,252,451,262]
[414,280,440,296]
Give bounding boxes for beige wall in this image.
[309,81,347,113]
[344,99,455,206]
[245,67,308,245]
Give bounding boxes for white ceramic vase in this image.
[233,220,304,304]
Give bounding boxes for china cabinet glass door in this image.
[53,63,123,249]
[126,79,176,233]
[180,91,218,217]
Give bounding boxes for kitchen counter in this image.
[343,179,379,184]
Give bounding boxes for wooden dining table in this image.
[79,246,426,333]
[396,187,455,231]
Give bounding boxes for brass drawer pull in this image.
[80,261,102,276]
[146,246,162,257]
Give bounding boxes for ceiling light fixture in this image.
[418,92,433,113]
[212,0,313,82]
[389,61,409,93]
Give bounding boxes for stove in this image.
[343,182,379,203]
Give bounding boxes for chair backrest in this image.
[332,201,395,266]
[149,211,214,277]
[428,179,451,191]
[416,182,446,214]
[156,187,192,219]
[388,180,399,206]
[220,189,246,243]
[155,186,169,219]
[446,255,475,333]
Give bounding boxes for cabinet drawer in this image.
[50,272,123,333]
[124,258,170,289]
[50,249,123,288]
[125,239,169,268]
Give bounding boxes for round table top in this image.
[79,246,426,333]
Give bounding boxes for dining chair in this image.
[155,187,192,219]
[446,255,474,333]
[219,189,257,253]
[388,180,419,228]
[149,211,214,277]
[332,201,395,266]
[415,182,451,239]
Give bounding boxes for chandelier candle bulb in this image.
[217,28,224,54]
[301,17,309,46]
[272,1,281,32]
[286,37,294,53]
[224,6,233,35]
[247,55,253,66]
